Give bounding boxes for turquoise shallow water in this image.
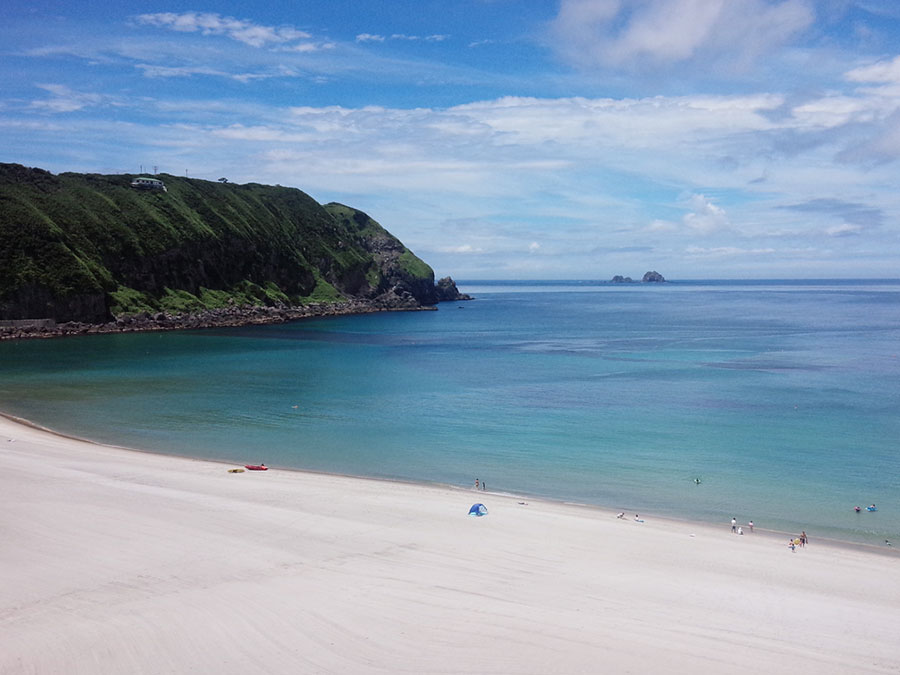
[1,280,899,547]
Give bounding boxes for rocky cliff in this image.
[0,163,469,332]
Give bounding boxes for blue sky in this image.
[3,0,900,279]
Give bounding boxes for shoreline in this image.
[1,411,894,558]
[2,413,899,673]
[0,299,439,341]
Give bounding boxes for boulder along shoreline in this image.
[0,297,461,341]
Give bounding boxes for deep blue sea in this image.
[2,280,899,547]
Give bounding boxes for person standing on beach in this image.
[475,478,479,490]
[800,531,807,547]
[748,520,754,533]
[731,517,737,533]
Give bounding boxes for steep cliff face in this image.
[323,203,442,306]
[0,164,467,323]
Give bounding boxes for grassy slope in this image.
[0,164,436,321]
[323,202,435,296]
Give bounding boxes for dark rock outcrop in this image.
[611,275,634,283]
[434,277,471,302]
[642,271,666,282]
[0,300,437,340]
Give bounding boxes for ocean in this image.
[1,279,898,547]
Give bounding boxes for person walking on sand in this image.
[474,478,479,490]
[731,517,737,533]
[748,520,754,533]
[800,531,807,547]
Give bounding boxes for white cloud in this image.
[548,0,814,70]
[29,84,107,113]
[136,12,311,48]
[452,94,784,148]
[647,219,678,232]
[845,55,900,84]
[438,244,485,254]
[137,64,228,78]
[528,242,541,252]
[390,34,449,42]
[359,33,449,43]
[210,124,320,143]
[135,64,276,83]
[683,194,730,234]
[825,223,863,237]
[790,95,874,129]
[278,42,336,53]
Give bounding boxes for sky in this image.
[2,1,900,279]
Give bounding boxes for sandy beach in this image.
[1,414,897,674]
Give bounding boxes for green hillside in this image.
[0,163,447,323]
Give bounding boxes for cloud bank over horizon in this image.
[2,1,899,279]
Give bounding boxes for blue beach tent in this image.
[468,503,488,517]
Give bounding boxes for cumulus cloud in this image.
[136,12,311,48]
[547,0,814,71]
[356,33,385,43]
[683,194,730,233]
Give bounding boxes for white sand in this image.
[1,414,897,675]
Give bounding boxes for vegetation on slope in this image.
[0,164,442,322]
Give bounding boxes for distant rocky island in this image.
[611,271,666,283]
[0,163,470,339]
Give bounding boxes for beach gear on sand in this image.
[228,468,245,473]
[468,503,488,517]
